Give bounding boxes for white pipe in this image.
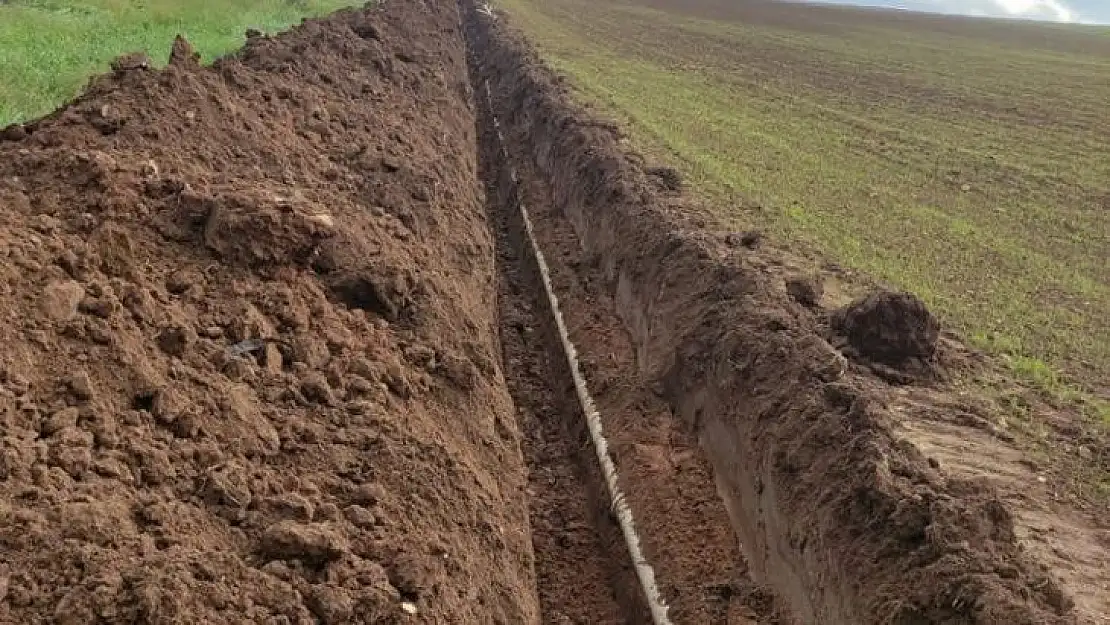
[483,79,674,625]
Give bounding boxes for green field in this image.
[0,0,360,126]
[499,0,1110,414]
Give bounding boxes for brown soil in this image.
[466,3,1083,624]
[0,1,1103,624]
[0,3,539,624]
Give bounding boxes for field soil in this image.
[0,3,539,623]
[0,0,1106,624]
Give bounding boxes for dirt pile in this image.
[0,3,537,624]
[466,3,1076,624]
[834,290,945,379]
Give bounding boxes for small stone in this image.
[41,280,85,322]
[157,324,196,357]
[66,371,94,401]
[351,482,386,507]
[343,504,376,528]
[401,601,418,615]
[259,521,346,564]
[203,326,224,339]
[1077,446,1093,461]
[42,407,80,436]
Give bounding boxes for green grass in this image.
[0,0,361,126]
[498,0,1110,403]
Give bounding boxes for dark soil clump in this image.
[832,289,941,369]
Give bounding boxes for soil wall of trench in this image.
[464,4,1078,624]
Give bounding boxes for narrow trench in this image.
[465,12,793,625]
[475,92,649,625]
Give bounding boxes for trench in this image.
[457,1,1081,624]
[477,99,647,624]
[465,9,790,625]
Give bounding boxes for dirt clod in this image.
[725,230,764,249]
[832,289,941,367]
[41,280,85,321]
[66,371,95,400]
[156,324,195,357]
[259,521,347,564]
[109,52,151,72]
[1,123,28,142]
[786,276,823,308]
[42,407,80,436]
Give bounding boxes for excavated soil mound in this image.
[833,289,941,372]
[0,3,537,624]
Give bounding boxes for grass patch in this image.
[0,0,361,125]
[497,0,1110,408]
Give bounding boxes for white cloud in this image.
[990,0,1076,21]
[825,0,1088,22]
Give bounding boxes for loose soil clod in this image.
[832,289,943,381]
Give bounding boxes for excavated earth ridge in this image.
[0,0,1084,623]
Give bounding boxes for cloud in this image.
[827,0,1092,22]
[990,0,1076,21]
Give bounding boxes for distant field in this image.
[500,0,1110,410]
[0,0,359,126]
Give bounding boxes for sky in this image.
[821,0,1110,23]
